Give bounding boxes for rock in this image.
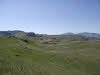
[16,54,20,56]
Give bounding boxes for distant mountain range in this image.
[63,32,100,39]
[0,30,37,38]
[63,32,74,35]
[0,31,100,39]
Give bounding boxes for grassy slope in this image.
[0,37,100,75]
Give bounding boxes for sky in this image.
[0,0,100,34]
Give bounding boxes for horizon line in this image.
[0,30,100,35]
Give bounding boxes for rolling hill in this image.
[0,36,100,75]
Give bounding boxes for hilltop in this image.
[62,32,100,39]
[0,30,36,38]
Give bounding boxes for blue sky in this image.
[0,0,100,34]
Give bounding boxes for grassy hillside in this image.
[0,37,100,75]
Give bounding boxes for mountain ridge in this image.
[0,30,37,38]
[0,30,100,39]
[62,32,100,39]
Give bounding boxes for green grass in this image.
[0,37,100,75]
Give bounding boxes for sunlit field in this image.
[0,37,100,75]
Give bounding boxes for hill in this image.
[78,32,100,39]
[1,30,100,39]
[62,32,100,39]
[0,37,100,75]
[63,32,74,35]
[0,30,37,38]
